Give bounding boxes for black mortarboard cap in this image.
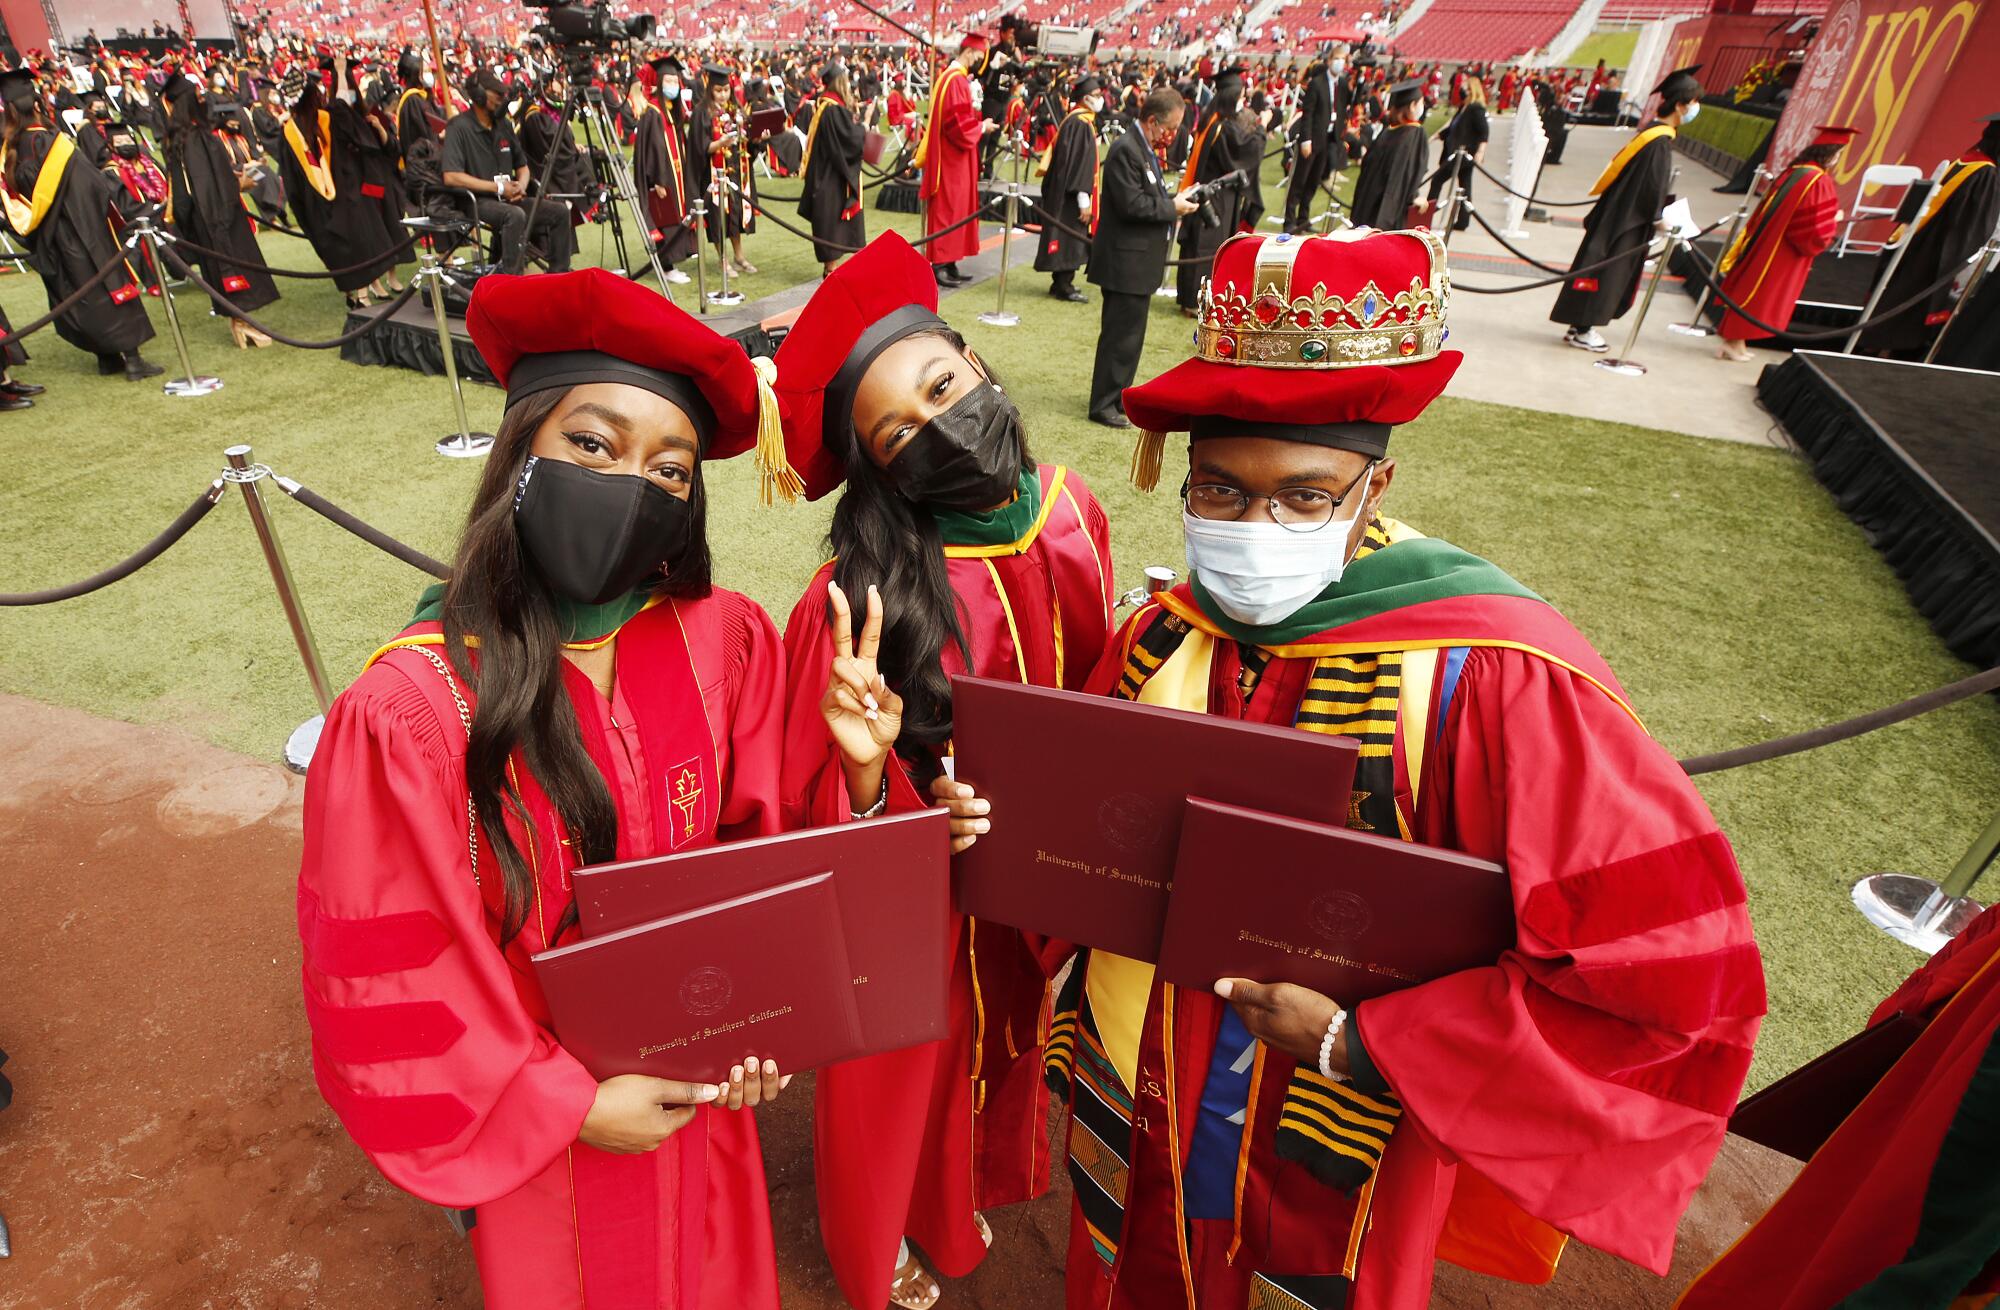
[651,54,684,79]
[1214,63,1247,92]
[1073,73,1102,98]
[702,61,731,86]
[1387,78,1422,109]
[1652,64,1702,102]
[0,67,37,112]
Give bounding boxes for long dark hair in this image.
[160,79,210,174]
[442,387,715,948]
[1787,142,1843,171]
[826,329,1030,771]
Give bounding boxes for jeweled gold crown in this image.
[1193,228,1451,369]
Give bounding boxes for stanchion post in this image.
[705,180,744,309]
[978,136,1021,327]
[690,199,710,313]
[134,218,222,397]
[1921,235,1999,365]
[1594,231,1681,377]
[411,227,494,459]
[223,444,333,773]
[1844,226,1916,354]
[1852,808,1996,954]
[1671,166,1762,338]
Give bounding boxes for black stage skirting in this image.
[1671,240,1880,341]
[1760,351,2000,666]
[340,290,774,386]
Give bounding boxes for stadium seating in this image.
[1392,0,1576,62]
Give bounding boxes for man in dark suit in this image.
[1086,86,1200,427]
[1283,54,1337,233]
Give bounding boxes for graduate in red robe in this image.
[769,231,1117,1309]
[1714,125,1849,361]
[1676,904,2000,1309]
[977,230,1762,1310]
[914,35,993,287]
[298,268,819,1309]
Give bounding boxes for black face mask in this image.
[885,381,1024,511]
[512,455,694,604]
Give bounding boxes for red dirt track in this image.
[0,694,1794,1308]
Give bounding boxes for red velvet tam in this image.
[1810,124,1859,146]
[770,231,945,500]
[1123,228,1463,489]
[466,268,797,499]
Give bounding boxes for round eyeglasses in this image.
[1180,461,1376,532]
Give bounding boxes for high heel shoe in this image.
[230,318,273,349]
[346,290,373,310]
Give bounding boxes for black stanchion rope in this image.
[0,243,138,353]
[156,243,423,349]
[1680,251,1974,340]
[279,479,451,579]
[165,228,424,280]
[1465,155,1600,207]
[0,481,225,605]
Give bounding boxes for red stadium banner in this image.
[1770,0,1996,211]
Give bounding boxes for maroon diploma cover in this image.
[950,675,1360,960]
[1156,799,1515,1000]
[533,872,865,1083]
[749,106,790,140]
[572,809,953,1054]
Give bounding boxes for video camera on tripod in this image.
[1186,169,1249,228]
[1004,15,1099,56]
[528,0,657,50]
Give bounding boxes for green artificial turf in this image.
[1562,29,1642,72]
[1,149,1995,1093]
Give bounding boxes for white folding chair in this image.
[1836,163,1922,256]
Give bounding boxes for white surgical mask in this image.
[1680,101,1699,122]
[1181,472,1373,627]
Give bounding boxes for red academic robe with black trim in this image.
[1064,559,1762,1310]
[1716,163,1839,342]
[784,464,1116,1310]
[298,592,787,1310]
[919,64,984,266]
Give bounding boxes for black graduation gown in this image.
[1933,251,2000,370]
[797,96,865,263]
[631,103,698,266]
[520,104,595,200]
[1348,120,1427,229]
[277,102,400,292]
[222,128,286,222]
[1175,107,1254,303]
[75,122,111,168]
[1237,110,1269,232]
[1035,109,1098,272]
[760,97,803,175]
[395,89,446,207]
[353,104,410,242]
[7,127,153,356]
[1857,158,2000,356]
[1548,130,1672,327]
[688,99,755,243]
[166,128,280,314]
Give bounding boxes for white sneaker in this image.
[1565,328,1608,352]
[665,268,692,285]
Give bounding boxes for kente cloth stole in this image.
[1048,537,1436,1297]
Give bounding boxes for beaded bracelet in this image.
[1318,1005,1350,1081]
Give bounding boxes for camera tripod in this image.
[523,61,673,297]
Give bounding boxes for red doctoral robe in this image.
[918,64,984,266]
[1056,525,1763,1310]
[784,464,1116,1309]
[298,592,788,1309]
[1716,162,1839,341]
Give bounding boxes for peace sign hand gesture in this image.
[823,582,905,803]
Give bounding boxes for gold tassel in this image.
[749,355,804,505]
[1130,428,1168,492]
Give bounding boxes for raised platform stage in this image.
[1759,351,2000,666]
[1670,240,1879,343]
